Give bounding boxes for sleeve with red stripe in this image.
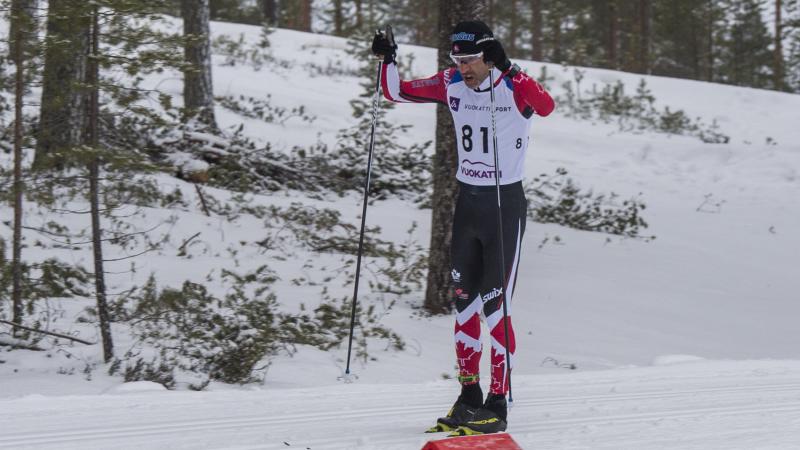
[509,70,556,119]
[381,62,449,105]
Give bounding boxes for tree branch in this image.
[0,319,95,345]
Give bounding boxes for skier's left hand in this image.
[482,39,511,72]
[371,30,397,64]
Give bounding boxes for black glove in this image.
[482,39,511,72]
[371,30,397,64]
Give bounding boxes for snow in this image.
[2,360,800,449]
[1,20,800,450]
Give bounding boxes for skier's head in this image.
[450,20,494,89]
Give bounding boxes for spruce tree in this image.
[717,0,773,88]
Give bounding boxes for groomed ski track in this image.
[2,360,799,449]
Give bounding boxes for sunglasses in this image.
[450,52,484,66]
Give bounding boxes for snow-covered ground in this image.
[2,22,800,449]
[2,360,800,449]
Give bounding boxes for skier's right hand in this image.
[371,31,397,64]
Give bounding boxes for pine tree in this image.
[776,0,786,90]
[786,0,800,91]
[530,0,543,60]
[717,0,773,88]
[210,0,262,25]
[282,0,312,31]
[25,0,184,360]
[182,0,217,129]
[261,0,278,26]
[86,4,113,362]
[651,0,717,80]
[558,1,603,67]
[8,0,38,335]
[34,0,91,170]
[636,0,652,74]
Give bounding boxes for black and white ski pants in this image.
[450,180,527,395]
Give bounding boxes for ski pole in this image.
[343,27,392,382]
[488,67,514,405]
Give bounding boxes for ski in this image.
[425,422,457,433]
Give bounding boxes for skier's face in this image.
[455,56,491,89]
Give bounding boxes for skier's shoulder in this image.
[443,67,465,87]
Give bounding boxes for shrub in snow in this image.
[558,69,729,144]
[112,267,280,386]
[216,94,316,126]
[0,246,92,320]
[527,168,654,241]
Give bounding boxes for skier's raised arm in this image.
[481,39,555,118]
[371,31,451,105]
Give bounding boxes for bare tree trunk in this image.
[691,12,702,79]
[11,0,29,337]
[355,0,363,31]
[425,0,487,315]
[261,0,278,26]
[775,0,785,90]
[332,0,343,35]
[639,0,650,74]
[507,0,518,57]
[608,0,618,69]
[299,0,312,31]
[706,0,715,82]
[182,0,217,129]
[530,0,542,60]
[35,0,90,170]
[552,7,562,63]
[87,6,113,363]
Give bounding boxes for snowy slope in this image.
[1,21,800,450]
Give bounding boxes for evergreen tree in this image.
[717,0,773,88]
[787,0,800,91]
[23,0,183,360]
[651,0,720,81]
[210,0,263,25]
[7,0,38,335]
[282,0,312,31]
[6,0,37,64]
[775,0,786,90]
[261,0,278,26]
[86,4,113,362]
[530,0,542,60]
[183,0,218,129]
[34,0,91,170]
[555,1,604,67]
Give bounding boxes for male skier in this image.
[372,20,555,435]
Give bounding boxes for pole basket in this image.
[337,372,358,383]
[421,433,523,450]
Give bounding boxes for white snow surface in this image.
[1,22,800,450]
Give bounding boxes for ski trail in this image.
[1,360,799,449]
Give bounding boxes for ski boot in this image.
[425,384,482,433]
[449,393,507,436]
